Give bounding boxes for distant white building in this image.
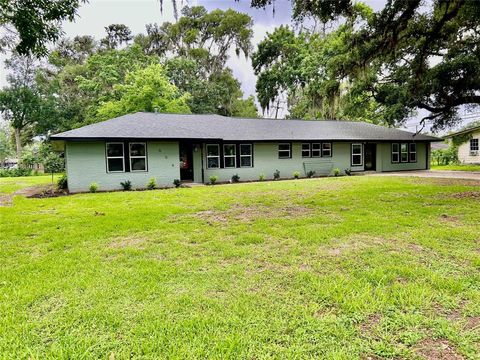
[444,125,480,164]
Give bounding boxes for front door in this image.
[364,143,376,171]
[179,142,193,181]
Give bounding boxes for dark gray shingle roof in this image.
[51,112,440,142]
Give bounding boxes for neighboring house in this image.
[50,113,440,192]
[443,125,480,164]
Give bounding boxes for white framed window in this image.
[223,144,236,168]
[312,143,321,157]
[106,142,125,173]
[400,143,408,162]
[471,138,479,151]
[301,143,311,158]
[322,142,332,157]
[351,143,363,166]
[206,144,220,169]
[409,143,417,163]
[240,144,253,167]
[278,143,291,159]
[129,142,147,172]
[391,143,399,163]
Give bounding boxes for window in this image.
[351,144,363,166]
[223,144,236,168]
[471,138,479,151]
[301,143,311,158]
[129,142,147,171]
[400,143,408,162]
[206,144,220,169]
[240,144,253,167]
[278,143,291,159]
[322,142,332,157]
[409,143,417,162]
[106,142,125,172]
[312,143,321,157]
[391,143,399,163]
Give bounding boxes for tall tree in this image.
[136,6,253,76]
[37,45,157,130]
[101,24,133,50]
[96,63,191,120]
[0,55,39,157]
[253,7,382,123]
[166,57,258,117]
[250,0,480,130]
[0,0,86,56]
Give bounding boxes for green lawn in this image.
[0,174,58,194]
[1,176,479,359]
[431,164,480,172]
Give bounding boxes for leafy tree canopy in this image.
[250,0,480,130]
[135,6,253,76]
[0,55,57,157]
[0,0,85,56]
[96,64,191,121]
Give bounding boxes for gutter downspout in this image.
[200,143,205,183]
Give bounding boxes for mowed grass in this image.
[1,176,479,359]
[431,164,480,172]
[0,175,58,194]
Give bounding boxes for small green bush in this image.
[146,177,156,190]
[259,174,265,181]
[173,179,181,188]
[231,173,240,183]
[0,168,32,177]
[57,174,68,190]
[209,175,218,185]
[333,168,341,177]
[273,169,280,180]
[293,171,300,179]
[120,180,132,191]
[89,182,98,193]
[306,170,316,178]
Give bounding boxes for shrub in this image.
[333,168,341,177]
[344,168,352,176]
[57,174,68,190]
[173,179,181,188]
[273,169,280,180]
[89,182,98,193]
[306,170,316,178]
[231,173,240,183]
[259,173,265,181]
[0,168,32,177]
[120,180,132,191]
[293,171,300,179]
[146,177,157,190]
[209,175,218,185]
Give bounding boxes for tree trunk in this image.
[14,128,22,159]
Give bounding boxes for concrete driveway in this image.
[372,170,480,181]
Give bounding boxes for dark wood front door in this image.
[364,143,376,171]
[179,142,193,181]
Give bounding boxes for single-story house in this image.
[50,113,440,192]
[443,124,480,164]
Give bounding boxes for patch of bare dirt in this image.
[192,203,314,224]
[420,178,480,187]
[449,191,480,199]
[439,214,462,225]
[359,313,382,334]
[12,184,67,199]
[441,302,480,331]
[320,235,387,256]
[0,194,12,206]
[414,338,464,360]
[108,235,149,249]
